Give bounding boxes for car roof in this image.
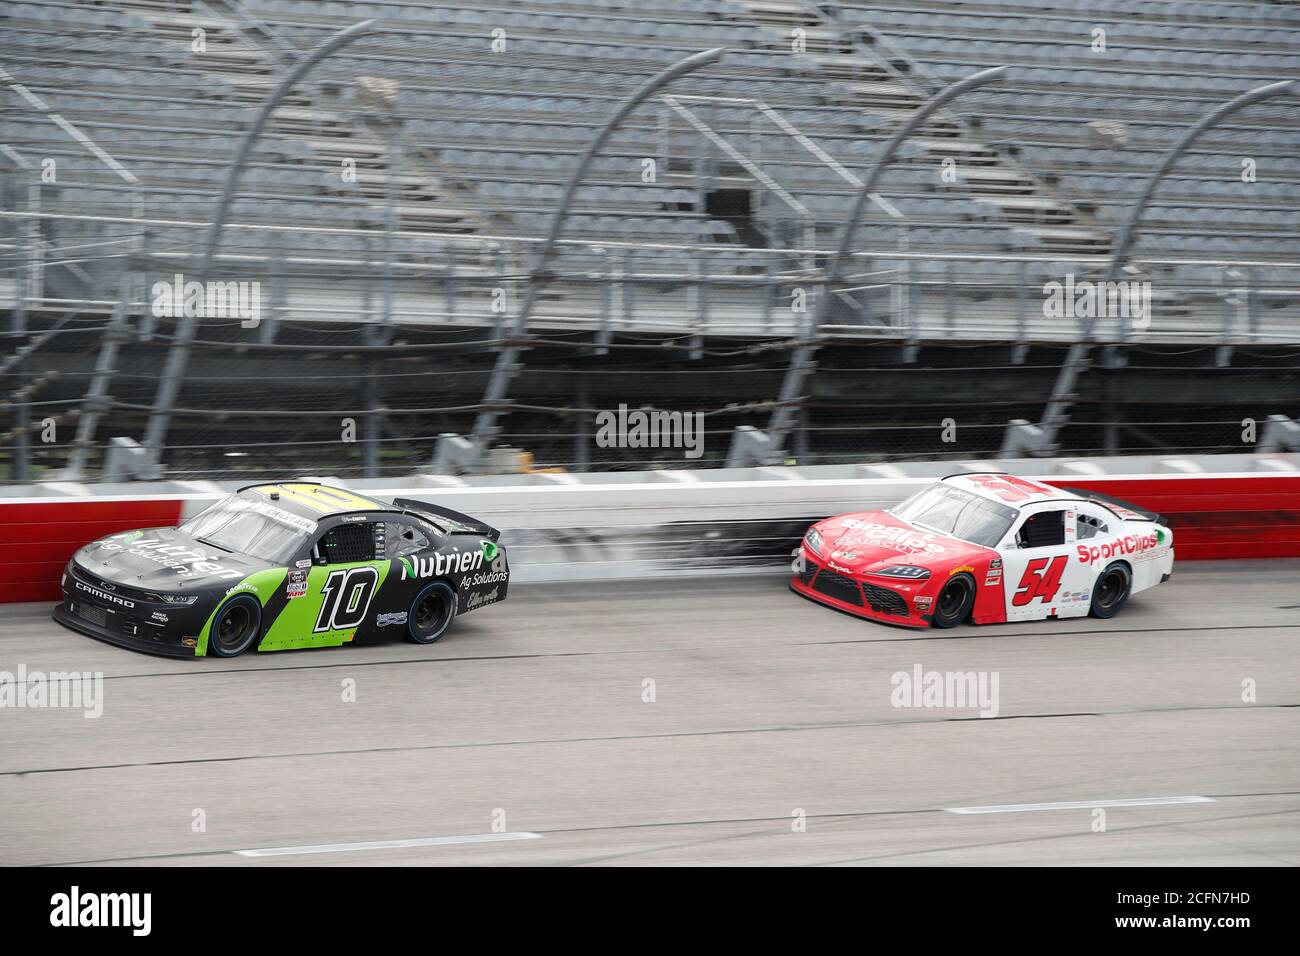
[237,482,388,519]
[940,472,1075,508]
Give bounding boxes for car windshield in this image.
[891,484,1018,548]
[179,495,317,564]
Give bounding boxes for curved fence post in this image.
[761,65,1008,461]
[460,47,729,470]
[1026,79,1297,457]
[139,20,378,470]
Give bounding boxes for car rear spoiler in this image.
[392,498,501,541]
[1059,487,1164,526]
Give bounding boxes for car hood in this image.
[74,527,274,593]
[809,510,991,574]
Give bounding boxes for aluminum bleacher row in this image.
[824,0,1300,263]
[1,0,1297,343]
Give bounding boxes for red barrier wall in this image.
[0,499,185,603]
[1050,475,1300,560]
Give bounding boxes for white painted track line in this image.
[233,832,542,857]
[945,796,1215,815]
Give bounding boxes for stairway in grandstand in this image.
[729,0,1111,258]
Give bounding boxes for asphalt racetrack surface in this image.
[2,560,1297,866]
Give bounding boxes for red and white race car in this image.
[792,472,1174,628]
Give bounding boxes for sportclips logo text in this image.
[1078,532,1162,564]
[50,886,151,936]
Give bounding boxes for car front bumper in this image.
[791,553,932,628]
[53,603,199,657]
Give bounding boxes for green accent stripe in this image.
[195,568,287,657]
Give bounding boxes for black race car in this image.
[53,482,509,657]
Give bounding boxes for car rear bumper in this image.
[53,603,198,658]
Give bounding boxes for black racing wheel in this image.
[406,581,457,644]
[932,573,976,629]
[1090,561,1132,619]
[207,593,262,657]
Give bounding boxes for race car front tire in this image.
[1089,561,1132,619]
[407,581,457,644]
[207,593,262,657]
[932,573,976,629]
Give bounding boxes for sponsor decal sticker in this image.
[243,499,317,533]
[286,569,308,599]
[1076,532,1162,564]
[836,519,947,556]
[105,537,242,581]
[75,582,134,609]
[399,550,484,580]
[376,611,407,628]
[463,586,502,610]
[462,569,509,590]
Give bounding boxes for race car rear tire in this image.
[932,574,976,629]
[407,581,456,644]
[207,594,262,657]
[1089,562,1132,619]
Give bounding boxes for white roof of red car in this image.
[941,473,1067,507]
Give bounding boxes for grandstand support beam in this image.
[758,65,1009,464]
[1258,415,1300,454]
[139,19,378,471]
[459,47,728,473]
[64,269,137,480]
[726,425,778,470]
[8,180,32,482]
[1031,79,1297,458]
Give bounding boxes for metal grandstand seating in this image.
[1,0,1296,346]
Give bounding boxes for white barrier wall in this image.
[5,454,1300,602]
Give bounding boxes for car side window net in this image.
[319,522,375,564]
[1017,511,1065,548]
[382,521,431,558]
[1077,514,1108,540]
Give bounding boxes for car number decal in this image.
[314,566,379,632]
